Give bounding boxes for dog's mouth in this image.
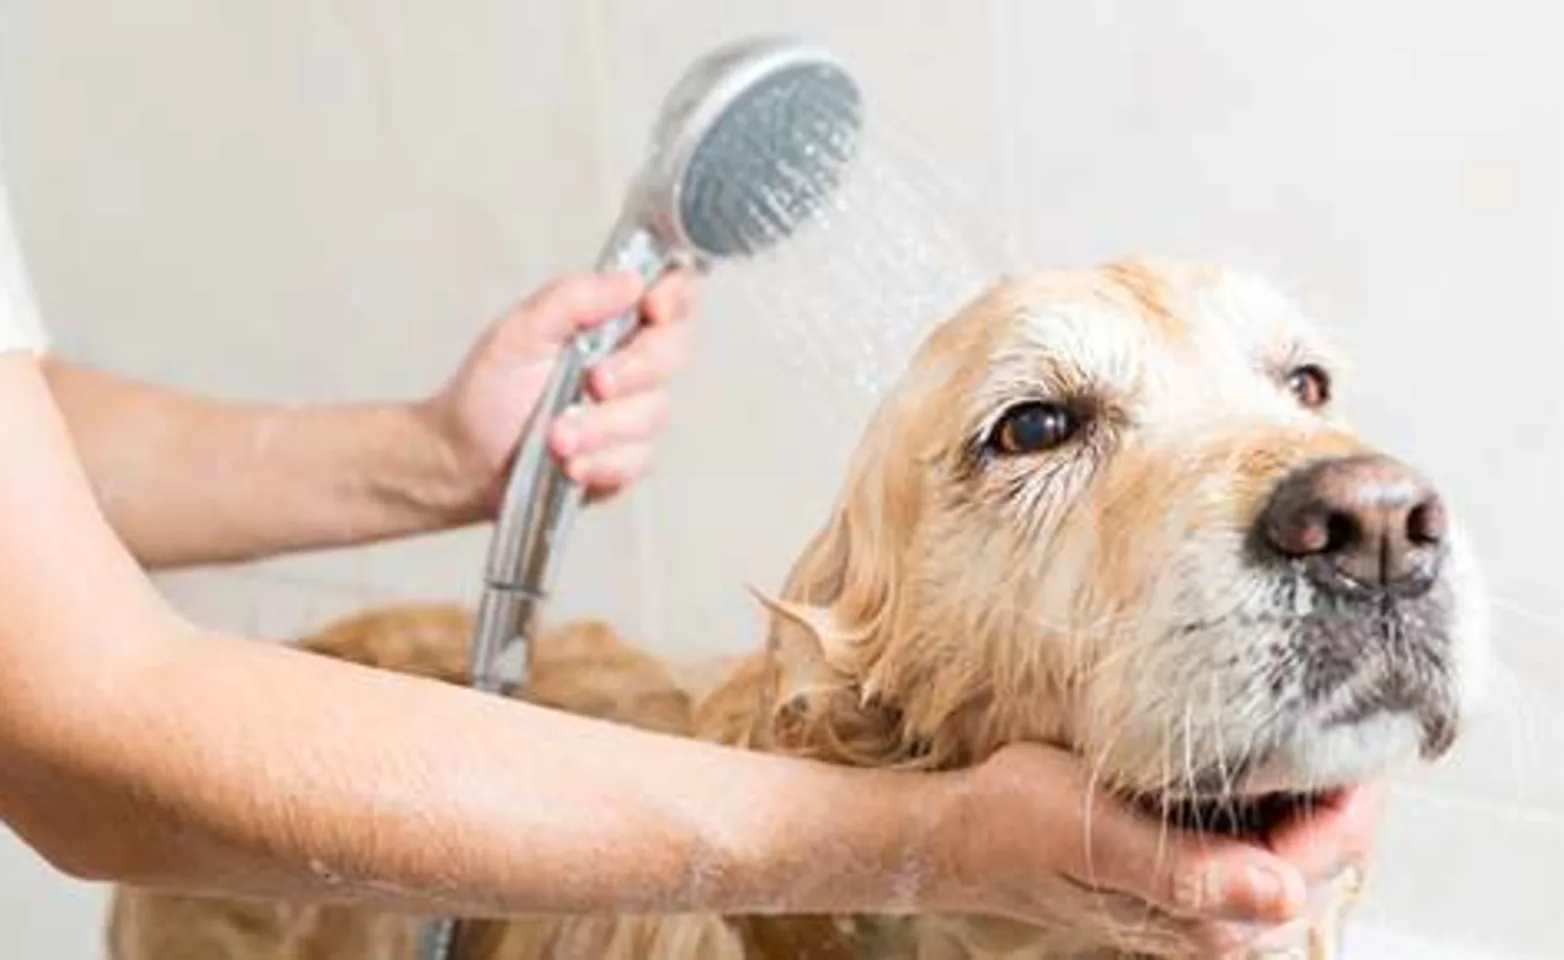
[1133,787,1353,841]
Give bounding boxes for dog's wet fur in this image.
[108,259,1490,959]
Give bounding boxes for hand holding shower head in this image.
[467,36,864,696]
[422,36,863,960]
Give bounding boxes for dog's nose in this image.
[1258,454,1445,591]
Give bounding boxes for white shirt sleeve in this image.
[0,148,47,355]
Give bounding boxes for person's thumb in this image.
[509,271,647,348]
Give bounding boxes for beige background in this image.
[0,1,1559,956]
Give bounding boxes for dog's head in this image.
[761,258,1489,825]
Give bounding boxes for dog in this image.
[107,258,1490,959]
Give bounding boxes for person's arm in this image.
[41,272,692,569]
[2,354,1324,938]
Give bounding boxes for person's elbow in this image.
[0,617,190,887]
[0,737,144,885]
[3,803,121,884]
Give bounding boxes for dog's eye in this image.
[989,402,1081,455]
[1285,365,1331,409]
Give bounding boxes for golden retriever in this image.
[107,259,1490,959]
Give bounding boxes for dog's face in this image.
[775,259,1488,821]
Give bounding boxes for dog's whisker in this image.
[1180,703,1203,833]
[1150,722,1177,896]
[1078,729,1124,897]
[1075,712,1168,951]
[1208,674,1238,809]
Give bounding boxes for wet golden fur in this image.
[107,259,1488,959]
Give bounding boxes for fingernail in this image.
[1248,866,1305,921]
[1247,866,1280,909]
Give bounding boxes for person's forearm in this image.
[4,620,944,916]
[1,355,941,917]
[41,359,474,569]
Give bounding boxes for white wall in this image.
[0,1,1559,956]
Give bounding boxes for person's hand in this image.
[420,269,695,516]
[927,743,1387,957]
[1242,781,1385,956]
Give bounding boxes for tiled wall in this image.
[0,2,1559,956]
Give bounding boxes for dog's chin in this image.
[1245,708,1433,791]
[1130,709,1428,841]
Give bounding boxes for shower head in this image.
[607,35,865,265]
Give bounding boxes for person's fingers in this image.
[549,393,670,459]
[503,271,646,346]
[1267,782,1387,879]
[1062,791,1307,925]
[643,269,696,326]
[587,321,694,399]
[563,442,654,493]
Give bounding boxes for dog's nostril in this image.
[1259,455,1444,591]
[1407,497,1447,546]
[1323,512,1360,555]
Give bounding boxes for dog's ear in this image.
[749,580,921,768]
[777,411,922,686]
[740,404,935,765]
[747,587,844,705]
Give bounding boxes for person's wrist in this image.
[694,759,970,918]
[391,397,495,528]
[914,764,989,915]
